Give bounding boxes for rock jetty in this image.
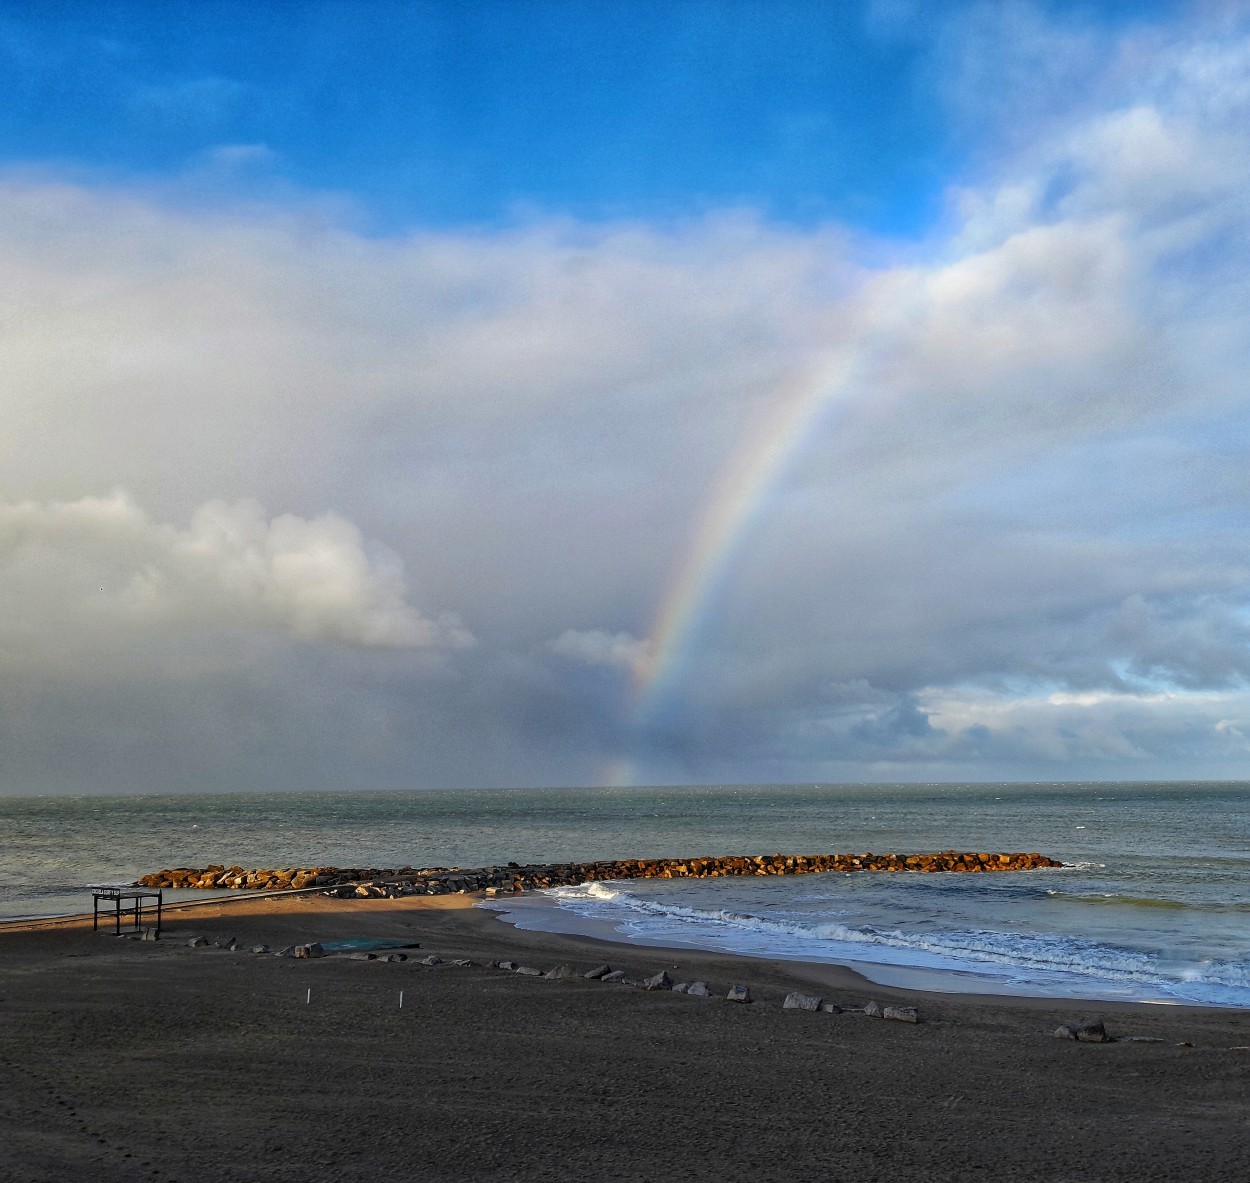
[134,850,1062,896]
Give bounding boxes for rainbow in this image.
[592,260,924,789]
[630,345,862,714]
[599,328,887,794]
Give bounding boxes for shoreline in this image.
[3,890,1249,1180]
[5,886,1246,1018]
[478,891,1241,1011]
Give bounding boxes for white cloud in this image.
[549,628,651,671]
[0,492,471,667]
[920,684,1250,765]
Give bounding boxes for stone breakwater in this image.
[135,850,1063,897]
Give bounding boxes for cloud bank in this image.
[0,493,470,664]
[5,3,1250,791]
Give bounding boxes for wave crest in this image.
[542,879,1250,1006]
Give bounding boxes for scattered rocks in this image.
[583,964,612,980]
[644,971,673,991]
[1053,1026,1078,1041]
[213,937,237,950]
[448,958,473,967]
[420,955,444,966]
[384,953,408,963]
[515,965,545,976]
[545,963,581,981]
[863,1001,884,1018]
[249,944,270,955]
[726,985,752,1004]
[600,970,628,983]
[294,943,325,959]
[686,982,712,997]
[818,1002,842,1014]
[274,945,299,958]
[883,1006,919,1024]
[495,960,519,971]
[783,992,822,1011]
[672,983,690,993]
[187,936,209,948]
[350,952,378,961]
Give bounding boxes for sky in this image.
[3,0,1250,794]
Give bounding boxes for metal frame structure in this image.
[90,885,163,938]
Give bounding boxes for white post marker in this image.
[306,987,311,1004]
[399,990,404,1009]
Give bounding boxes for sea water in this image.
[1,781,1246,1007]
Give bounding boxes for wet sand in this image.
[2,892,1248,1182]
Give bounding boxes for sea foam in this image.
[542,880,1250,1007]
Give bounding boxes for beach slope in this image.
[2,893,1248,1183]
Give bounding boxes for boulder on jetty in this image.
[133,850,1064,897]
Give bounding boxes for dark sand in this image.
[2,892,1248,1183]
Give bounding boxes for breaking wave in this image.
[542,881,1250,1008]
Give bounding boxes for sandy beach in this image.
[0,891,1247,1183]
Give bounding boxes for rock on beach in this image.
[783,992,822,1011]
[883,1006,920,1024]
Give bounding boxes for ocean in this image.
[2,781,1246,1007]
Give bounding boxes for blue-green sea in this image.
[2,781,1246,1007]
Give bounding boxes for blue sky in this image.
[3,0,1250,794]
[0,0,1173,233]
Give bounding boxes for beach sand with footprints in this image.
[2,890,1249,1182]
